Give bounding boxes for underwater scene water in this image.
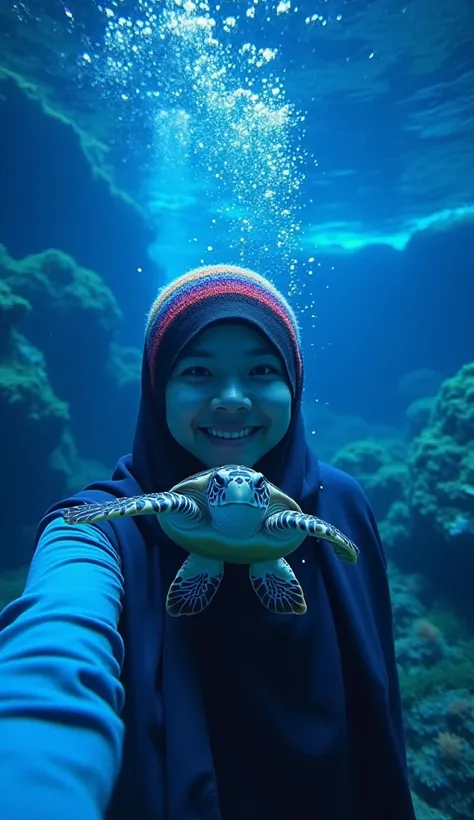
[1,0,474,816]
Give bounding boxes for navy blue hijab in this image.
[39,298,415,820]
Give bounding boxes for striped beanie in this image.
[145,264,303,397]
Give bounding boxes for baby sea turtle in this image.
[62,464,359,617]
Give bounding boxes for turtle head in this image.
[207,465,270,537]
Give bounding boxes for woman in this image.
[0,264,416,819]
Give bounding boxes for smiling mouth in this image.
[200,426,262,441]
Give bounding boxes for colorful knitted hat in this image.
[145,264,303,396]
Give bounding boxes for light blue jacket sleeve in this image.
[0,516,125,819]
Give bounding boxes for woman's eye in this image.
[250,364,278,376]
[182,366,211,377]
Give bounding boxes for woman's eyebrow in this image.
[181,344,276,359]
[180,347,213,359]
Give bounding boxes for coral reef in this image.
[0,244,138,464]
[388,563,427,637]
[0,244,122,358]
[406,690,474,819]
[0,246,137,568]
[398,368,445,405]
[0,279,31,353]
[108,343,142,389]
[408,363,474,538]
[405,396,436,439]
[412,793,449,820]
[331,438,411,549]
[331,363,474,616]
[389,564,474,819]
[0,325,70,568]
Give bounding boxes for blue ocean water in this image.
[0,1,473,817]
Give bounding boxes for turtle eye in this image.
[254,475,265,488]
[213,472,226,487]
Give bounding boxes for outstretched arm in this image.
[0,516,125,819]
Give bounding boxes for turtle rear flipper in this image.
[249,558,307,615]
[62,492,201,526]
[166,555,224,616]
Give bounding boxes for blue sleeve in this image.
[0,516,126,819]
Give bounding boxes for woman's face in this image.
[165,322,292,469]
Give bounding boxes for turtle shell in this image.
[159,464,304,565]
[171,467,216,496]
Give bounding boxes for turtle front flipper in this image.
[62,492,201,526]
[166,555,224,616]
[249,559,307,615]
[264,511,359,565]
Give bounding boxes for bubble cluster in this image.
[78,0,308,285]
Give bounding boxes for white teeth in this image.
[206,427,255,439]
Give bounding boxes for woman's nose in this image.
[210,382,252,412]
